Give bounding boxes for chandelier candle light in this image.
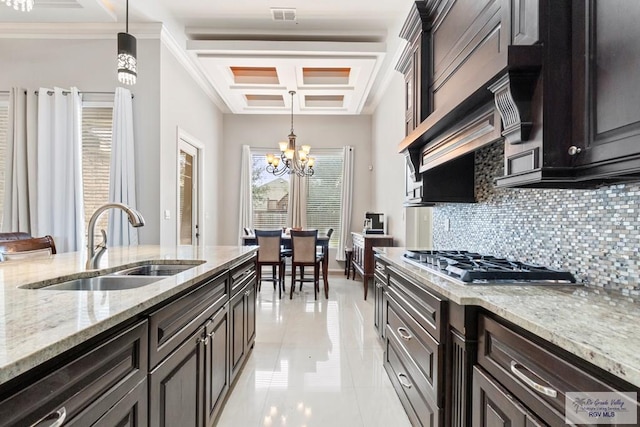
[2,0,33,12]
[117,0,137,85]
[266,91,315,177]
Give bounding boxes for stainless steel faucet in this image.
[86,203,145,269]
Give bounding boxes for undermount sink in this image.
[42,276,161,291]
[111,264,197,277]
[20,260,205,291]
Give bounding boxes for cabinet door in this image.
[573,1,640,178]
[204,307,229,427]
[472,367,545,427]
[149,329,204,427]
[245,281,256,349]
[229,286,247,383]
[373,260,387,339]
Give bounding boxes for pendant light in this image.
[117,0,137,85]
[1,0,34,12]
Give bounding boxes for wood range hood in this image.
[397,0,576,204]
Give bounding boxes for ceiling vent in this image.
[271,8,296,22]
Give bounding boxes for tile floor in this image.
[216,274,412,427]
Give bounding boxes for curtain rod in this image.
[34,90,134,98]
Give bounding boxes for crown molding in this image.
[0,22,163,39]
[159,26,229,113]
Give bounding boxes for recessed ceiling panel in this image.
[245,94,285,107]
[231,67,280,85]
[304,95,344,108]
[302,67,350,85]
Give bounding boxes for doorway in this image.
[177,132,203,247]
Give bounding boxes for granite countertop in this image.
[376,247,640,389]
[0,245,257,386]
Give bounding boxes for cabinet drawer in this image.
[472,367,545,427]
[386,293,443,405]
[149,272,228,368]
[478,314,640,424]
[384,333,442,427]
[0,320,148,427]
[230,256,256,297]
[387,264,446,342]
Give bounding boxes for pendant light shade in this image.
[117,0,137,85]
[1,0,34,12]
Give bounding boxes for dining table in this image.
[242,234,330,292]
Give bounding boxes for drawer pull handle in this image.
[199,335,209,346]
[397,373,412,389]
[31,407,66,427]
[397,327,412,341]
[510,361,557,398]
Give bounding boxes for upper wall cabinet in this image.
[494,0,640,187]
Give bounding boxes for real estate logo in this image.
[566,392,637,425]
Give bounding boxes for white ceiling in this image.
[0,0,415,114]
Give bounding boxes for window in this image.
[0,93,112,239]
[251,149,344,247]
[81,106,112,242]
[251,152,290,231]
[0,97,7,229]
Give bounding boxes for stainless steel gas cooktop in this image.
[403,250,577,285]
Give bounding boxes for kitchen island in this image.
[375,247,640,426]
[0,245,257,426]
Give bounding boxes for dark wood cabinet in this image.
[204,306,230,427]
[373,258,388,339]
[80,379,148,427]
[383,263,446,426]
[477,313,640,426]
[570,1,640,182]
[472,367,544,427]
[229,258,257,384]
[149,322,205,427]
[351,233,393,300]
[0,321,148,427]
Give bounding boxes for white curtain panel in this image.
[108,87,139,246]
[238,145,253,245]
[36,87,85,252]
[2,88,37,234]
[287,173,308,229]
[336,146,354,261]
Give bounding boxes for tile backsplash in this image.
[432,141,640,294]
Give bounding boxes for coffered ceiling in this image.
[0,0,416,115]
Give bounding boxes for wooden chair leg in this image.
[290,265,296,299]
[300,266,304,290]
[272,265,277,289]
[314,264,318,300]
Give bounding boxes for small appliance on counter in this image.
[363,212,385,234]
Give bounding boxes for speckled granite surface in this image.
[376,247,640,389]
[0,245,257,386]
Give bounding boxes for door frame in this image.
[176,127,205,248]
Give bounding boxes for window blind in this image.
[305,150,344,248]
[82,107,112,242]
[0,104,8,229]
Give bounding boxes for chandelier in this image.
[2,0,33,12]
[117,0,137,86]
[266,91,315,177]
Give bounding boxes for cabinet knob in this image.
[198,335,209,346]
[31,407,66,427]
[397,327,412,341]
[568,146,582,156]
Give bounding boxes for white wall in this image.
[221,114,373,268]
[371,72,407,246]
[0,36,163,244]
[159,44,224,246]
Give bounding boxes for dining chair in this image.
[0,235,57,261]
[289,229,325,300]
[255,229,286,299]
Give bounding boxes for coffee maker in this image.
[363,212,385,234]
